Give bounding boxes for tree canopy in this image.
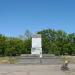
[0,29,75,56]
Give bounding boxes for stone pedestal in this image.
[31,34,42,57]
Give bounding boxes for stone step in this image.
[16,54,63,65]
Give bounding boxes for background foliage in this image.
[0,29,75,56]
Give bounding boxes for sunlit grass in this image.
[0,57,16,64]
[62,56,75,64]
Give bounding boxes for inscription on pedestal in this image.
[31,34,42,57]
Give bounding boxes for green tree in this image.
[0,34,6,56]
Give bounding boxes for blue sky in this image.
[0,0,75,37]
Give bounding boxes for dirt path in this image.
[0,64,74,75]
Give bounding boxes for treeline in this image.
[0,30,32,56]
[38,29,75,55]
[0,29,75,56]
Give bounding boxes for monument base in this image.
[16,54,63,65]
[31,48,42,54]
